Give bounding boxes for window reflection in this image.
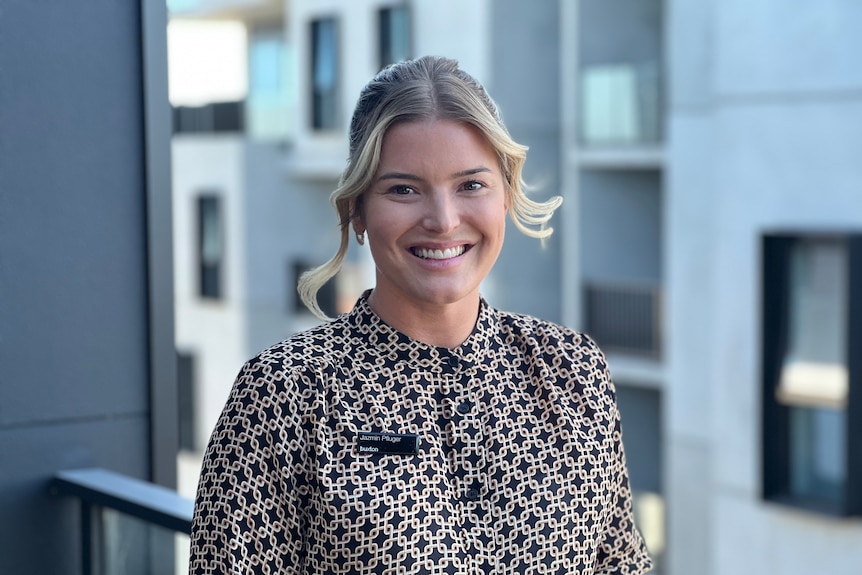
[777,240,848,409]
[777,239,849,504]
[379,5,411,69]
[248,29,295,140]
[580,62,661,145]
[198,195,223,299]
[311,18,339,130]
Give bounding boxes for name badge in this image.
[356,432,420,455]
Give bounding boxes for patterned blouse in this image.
[190,293,652,574]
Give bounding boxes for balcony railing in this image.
[584,281,662,358]
[51,468,193,575]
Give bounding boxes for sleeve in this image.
[588,338,654,575]
[189,357,312,575]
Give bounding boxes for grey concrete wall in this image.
[667,1,862,574]
[243,144,342,355]
[489,0,563,322]
[665,0,716,572]
[0,1,155,572]
[579,0,663,67]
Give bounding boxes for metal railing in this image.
[51,468,193,575]
[584,281,662,358]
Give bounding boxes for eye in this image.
[389,184,416,195]
[461,180,485,192]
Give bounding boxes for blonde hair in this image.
[299,56,563,319]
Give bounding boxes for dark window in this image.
[198,195,223,299]
[762,233,862,516]
[310,18,339,130]
[291,259,337,318]
[177,351,196,452]
[379,5,411,69]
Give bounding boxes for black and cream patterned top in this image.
[190,294,652,574]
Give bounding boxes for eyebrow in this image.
[377,166,493,182]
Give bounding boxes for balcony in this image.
[51,468,193,575]
[584,280,662,359]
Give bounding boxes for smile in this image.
[411,245,467,260]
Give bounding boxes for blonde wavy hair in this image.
[299,56,563,320]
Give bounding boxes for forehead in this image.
[377,119,498,172]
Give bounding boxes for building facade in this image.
[170,1,862,574]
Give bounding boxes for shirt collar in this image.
[347,290,498,374]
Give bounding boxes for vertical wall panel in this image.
[0,1,157,572]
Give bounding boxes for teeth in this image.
[414,246,466,260]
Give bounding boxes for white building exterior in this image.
[169,1,862,573]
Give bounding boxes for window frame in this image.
[761,232,862,516]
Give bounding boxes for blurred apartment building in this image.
[168,1,862,575]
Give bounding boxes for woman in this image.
[190,56,652,574]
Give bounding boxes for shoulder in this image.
[256,313,355,371]
[492,308,616,409]
[494,309,605,365]
[238,311,364,389]
[223,314,357,418]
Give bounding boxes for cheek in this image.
[364,210,401,245]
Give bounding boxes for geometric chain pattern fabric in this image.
[190,293,653,574]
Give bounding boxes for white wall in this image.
[172,136,250,452]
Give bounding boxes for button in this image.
[465,488,480,501]
[447,356,460,368]
[456,400,473,415]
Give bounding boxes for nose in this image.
[422,192,460,234]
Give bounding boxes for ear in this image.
[349,196,365,233]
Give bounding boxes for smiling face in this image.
[355,119,509,324]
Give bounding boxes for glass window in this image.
[198,195,223,299]
[762,234,862,515]
[379,5,411,69]
[779,240,848,504]
[788,406,846,503]
[248,29,295,140]
[577,0,663,146]
[311,18,339,131]
[777,241,848,408]
[177,351,196,452]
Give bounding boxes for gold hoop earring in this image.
[356,231,365,245]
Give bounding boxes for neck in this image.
[367,291,480,349]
